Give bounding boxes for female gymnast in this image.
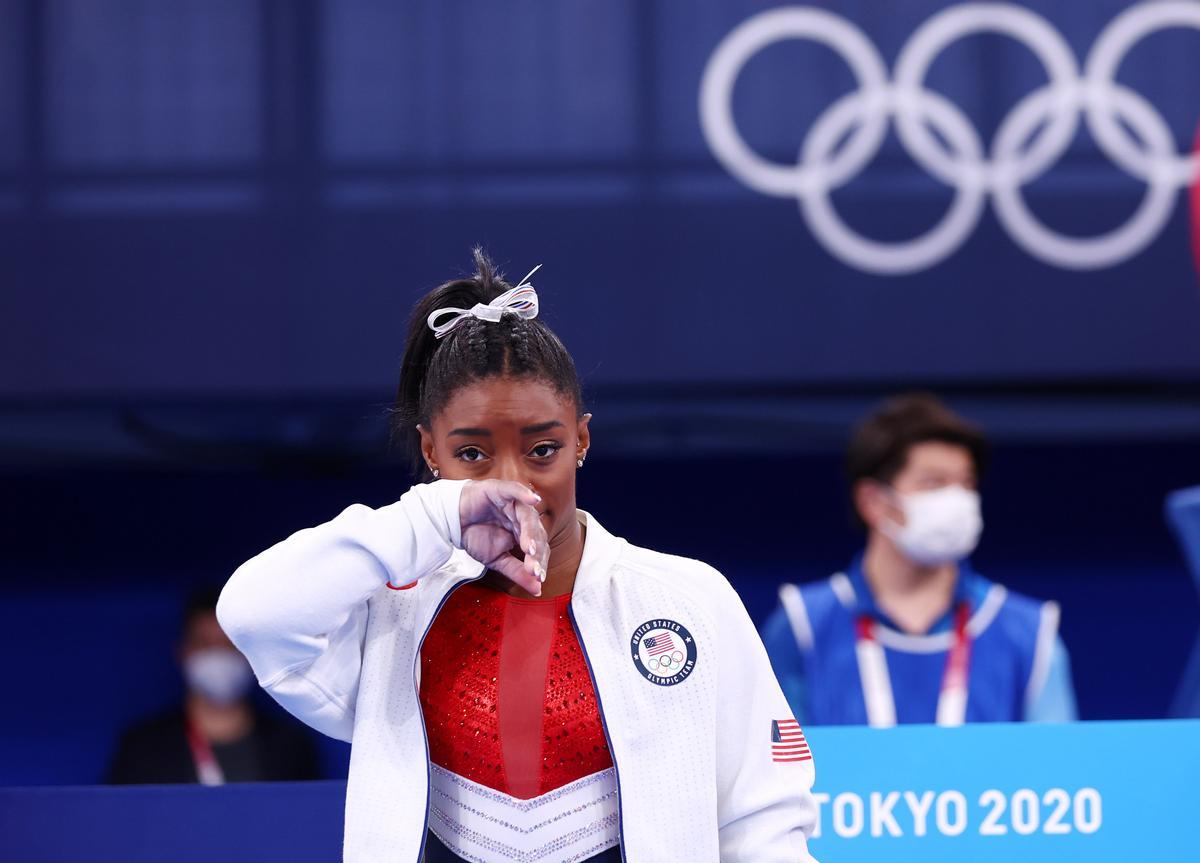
[216,250,818,862]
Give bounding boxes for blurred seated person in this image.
[107,587,320,784]
[762,393,1077,726]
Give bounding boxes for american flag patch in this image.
[643,634,677,657]
[771,719,811,763]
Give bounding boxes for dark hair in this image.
[181,585,222,633]
[845,392,989,511]
[392,248,583,476]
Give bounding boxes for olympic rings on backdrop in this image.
[699,2,1200,274]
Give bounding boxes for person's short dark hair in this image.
[392,248,584,478]
[845,392,989,504]
[181,585,223,634]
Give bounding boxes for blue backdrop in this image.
[2,442,1197,786]
[2,0,1199,790]
[1,0,1199,397]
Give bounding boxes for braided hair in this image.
[394,248,583,477]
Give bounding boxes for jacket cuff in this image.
[432,479,466,549]
[384,479,467,589]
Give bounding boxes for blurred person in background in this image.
[762,393,1077,726]
[106,587,320,784]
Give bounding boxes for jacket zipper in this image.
[412,570,484,863]
[567,602,628,862]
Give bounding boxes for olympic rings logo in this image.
[648,650,687,673]
[700,2,1200,274]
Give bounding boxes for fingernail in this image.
[528,541,537,556]
[532,493,542,502]
[538,564,547,583]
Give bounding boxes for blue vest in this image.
[763,558,1052,725]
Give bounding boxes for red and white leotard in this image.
[419,582,619,860]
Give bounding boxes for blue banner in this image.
[804,719,1199,860]
[2,1,1199,397]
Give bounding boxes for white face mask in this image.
[184,647,255,706]
[882,485,983,566]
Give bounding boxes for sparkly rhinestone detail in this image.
[429,764,619,862]
[420,583,613,798]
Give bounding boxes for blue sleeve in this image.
[1024,636,1078,722]
[759,604,808,724]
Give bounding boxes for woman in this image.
[217,251,818,862]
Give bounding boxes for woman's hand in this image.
[457,480,550,595]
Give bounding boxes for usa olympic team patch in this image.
[630,619,697,686]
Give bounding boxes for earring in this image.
[577,458,584,468]
[432,468,440,479]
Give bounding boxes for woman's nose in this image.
[494,457,528,487]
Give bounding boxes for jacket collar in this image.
[572,509,626,596]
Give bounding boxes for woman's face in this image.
[419,375,590,549]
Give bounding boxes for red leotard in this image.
[419,582,613,799]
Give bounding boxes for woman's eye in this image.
[456,447,487,462]
[530,442,562,459]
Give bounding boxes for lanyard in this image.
[854,601,972,728]
[184,715,225,786]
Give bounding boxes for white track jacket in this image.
[217,480,819,862]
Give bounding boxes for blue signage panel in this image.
[804,719,1199,861]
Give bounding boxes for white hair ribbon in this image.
[426,265,542,339]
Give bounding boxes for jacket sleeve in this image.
[714,577,820,862]
[215,479,467,742]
